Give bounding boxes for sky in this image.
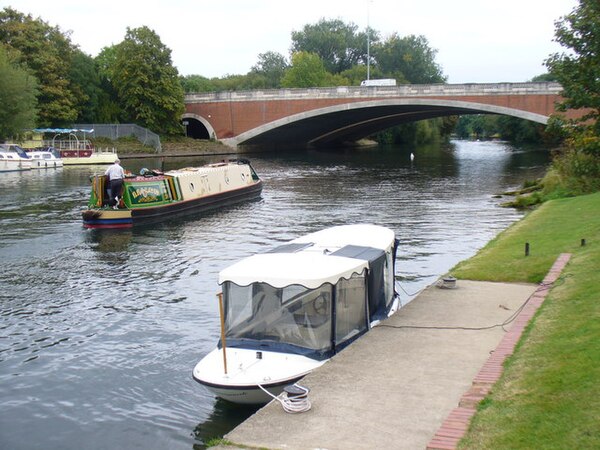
[2,0,579,83]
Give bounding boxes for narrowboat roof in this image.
[218,224,395,289]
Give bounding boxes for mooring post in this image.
[525,242,530,256]
[581,238,586,246]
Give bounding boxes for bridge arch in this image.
[181,113,216,140]
[223,98,551,149]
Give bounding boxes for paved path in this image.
[215,279,541,450]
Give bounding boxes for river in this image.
[0,140,550,449]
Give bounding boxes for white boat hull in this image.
[193,347,326,404]
[61,152,117,165]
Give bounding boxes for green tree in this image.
[69,50,104,123]
[112,26,185,135]
[281,51,331,88]
[291,19,372,74]
[0,7,77,126]
[545,0,600,153]
[374,34,446,84]
[94,45,120,122]
[0,44,37,138]
[180,74,216,93]
[250,51,288,88]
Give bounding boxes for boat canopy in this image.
[33,128,94,134]
[219,224,395,289]
[219,252,368,289]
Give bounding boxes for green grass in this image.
[454,192,600,449]
[452,192,600,283]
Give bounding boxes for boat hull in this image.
[192,347,325,404]
[61,152,118,165]
[82,179,262,229]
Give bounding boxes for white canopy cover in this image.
[218,224,395,289]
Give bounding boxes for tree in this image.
[545,0,600,152]
[281,52,331,88]
[0,7,78,126]
[0,44,37,138]
[112,26,184,135]
[291,19,372,74]
[250,51,288,88]
[374,34,446,84]
[94,46,120,122]
[69,50,104,123]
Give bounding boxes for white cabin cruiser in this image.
[0,144,32,172]
[193,224,399,404]
[27,148,64,168]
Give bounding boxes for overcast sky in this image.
[2,0,578,83]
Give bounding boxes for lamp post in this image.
[366,0,372,81]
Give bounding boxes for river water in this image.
[0,140,549,449]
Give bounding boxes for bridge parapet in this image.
[185,82,562,103]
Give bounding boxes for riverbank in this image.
[211,192,600,450]
[453,191,600,449]
[96,137,239,158]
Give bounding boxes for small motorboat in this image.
[27,148,64,169]
[82,159,262,229]
[0,144,32,172]
[192,224,400,404]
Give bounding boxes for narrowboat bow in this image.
[192,224,400,404]
[82,159,262,229]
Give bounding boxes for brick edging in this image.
[426,253,572,450]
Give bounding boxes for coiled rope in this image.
[258,383,312,414]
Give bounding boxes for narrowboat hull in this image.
[82,181,262,229]
[82,160,262,229]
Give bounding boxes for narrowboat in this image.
[192,224,400,404]
[82,159,262,229]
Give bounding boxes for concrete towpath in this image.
[214,279,539,450]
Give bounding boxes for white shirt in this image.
[105,163,125,180]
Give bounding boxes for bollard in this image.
[581,238,586,247]
[525,242,530,256]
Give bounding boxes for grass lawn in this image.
[453,192,600,449]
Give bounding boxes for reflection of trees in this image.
[86,229,132,256]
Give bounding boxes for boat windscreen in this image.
[223,281,333,353]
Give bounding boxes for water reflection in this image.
[192,400,260,449]
[86,229,133,254]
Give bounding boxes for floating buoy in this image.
[410,153,415,161]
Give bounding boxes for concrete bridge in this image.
[183,82,569,149]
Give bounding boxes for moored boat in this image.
[59,147,118,165]
[28,128,118,165]
[0,144,32,172]
[192,224,400,404]
[27,148,64,169]
[82,159,262,229]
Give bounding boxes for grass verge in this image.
[453,192,600,449]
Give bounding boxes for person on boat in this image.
[105,159,125,209]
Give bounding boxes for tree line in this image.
[1,1,598,170]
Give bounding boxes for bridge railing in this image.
[185,82,562,103]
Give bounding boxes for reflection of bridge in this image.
[183,82,570,149]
